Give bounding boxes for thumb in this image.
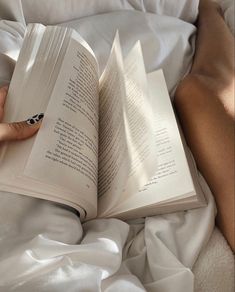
[0,113,44,142]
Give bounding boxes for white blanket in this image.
[0,1,234,291]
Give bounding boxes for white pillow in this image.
[0,0,199,25]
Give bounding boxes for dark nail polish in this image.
[26,113,44,125]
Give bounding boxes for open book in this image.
[0,24,206,221]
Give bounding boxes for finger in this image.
[0,85,9,122]
[0,113,44,142]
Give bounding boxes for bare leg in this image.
[174,0,235,251]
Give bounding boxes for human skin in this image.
[174,0,234,251]
[0,85,42,142]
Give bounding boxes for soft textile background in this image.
[0,0,234,291]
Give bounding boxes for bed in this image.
[0,0,234,291]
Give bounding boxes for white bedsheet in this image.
[0,1,234,291]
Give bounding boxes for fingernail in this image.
[26,113,44,125]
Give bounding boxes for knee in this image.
[174,74,234,120]
[174,74,211,109]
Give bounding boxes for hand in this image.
[0,86,43,142]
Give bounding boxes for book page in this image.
[97,33,130,216]
[107,70,196,216]
[0,24,46,163]
[97,39,157,217]
[139,70,195,198]
[23,32,99,203]
[0,26,99,217]
[119,42,157,201]
[0,24,65,180]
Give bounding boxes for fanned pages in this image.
[0,24,206,221]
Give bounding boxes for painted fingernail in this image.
[26,113,44,125]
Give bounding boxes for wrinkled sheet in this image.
[0,0,233,291]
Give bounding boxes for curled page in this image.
[98,35,157,217]
[97,32,130,216]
